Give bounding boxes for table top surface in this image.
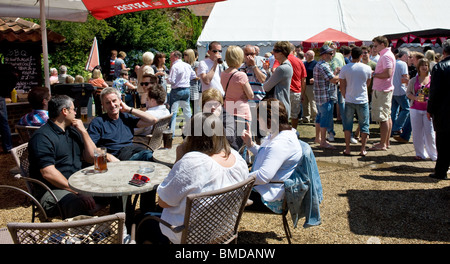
[68,160,171,197]
[152,145,178,166]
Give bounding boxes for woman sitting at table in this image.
[138,112,250,244]
[242,98,302,213]
[89,69,108,88]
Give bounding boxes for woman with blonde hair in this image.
[406,58,437,161]
[89,69,108,88]
[136,51,155,105]
[221,46,253,122]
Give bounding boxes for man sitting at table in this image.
[88,87,159,213]
[28,95,112,218]
[87,87,158,161]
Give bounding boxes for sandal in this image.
[342,151,351,156]
[414,156,423,161]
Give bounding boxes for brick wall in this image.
[6,102,32,133]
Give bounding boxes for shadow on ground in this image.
[342,186,450,242]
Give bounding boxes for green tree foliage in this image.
[46,16,114,78]
[45,9,203,78]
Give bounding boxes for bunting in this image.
[392,34,448,46]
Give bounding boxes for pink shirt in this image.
[221,71,252,121]
[373,48,396,92]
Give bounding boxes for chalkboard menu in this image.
[4,47,42,91]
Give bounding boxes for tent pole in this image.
[40,0,50,91]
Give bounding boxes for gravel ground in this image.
[1,122,449,244]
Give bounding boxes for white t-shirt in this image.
[157,149,249,243]
[339,62,373,104]
[133,105,170,135]
[249,129,302,202]
[198,58,225,95]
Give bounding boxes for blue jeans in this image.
[343,103,370,134]
[391,95,410,133]
[169,87,191,135]
[315,100,334,129]
[0,97,12,152]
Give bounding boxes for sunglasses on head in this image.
[211,49,222,53]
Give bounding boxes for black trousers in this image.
[434,130,450,177]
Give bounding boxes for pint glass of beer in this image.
[163,130,173,149]
[94,147,108,173]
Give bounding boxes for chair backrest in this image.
[148,113,173,152]
[10,143,64,221]
[10,143,30,180]
[15,125,39,143]
[7,213,126,244]
[181,176,255,244]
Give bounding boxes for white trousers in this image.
[410,108,437,160]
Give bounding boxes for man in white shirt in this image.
[339,47,373,156]
[198,41,225,95]
[134,83,170,136]
[168,50,197,135]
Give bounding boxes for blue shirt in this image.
[88,112,140,156]
[393,59,409,96]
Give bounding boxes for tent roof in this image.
[197,0,450,47]
[302,28,362,48]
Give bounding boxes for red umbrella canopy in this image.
[302,28,362,49]
[82,0,226,20]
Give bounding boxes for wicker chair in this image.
[7,213,126,244]
[15,125,39,143]
[10,143,64,222]
[0,184,50,244]
[133,113,173,152]
[132,176,255,244]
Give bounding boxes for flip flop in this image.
[319,143,336,150]
[359,150,367,157]
[342,151,351,156]
[369,144,387,151]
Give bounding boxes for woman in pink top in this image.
[406,58,437,161]
[221,46,254,122]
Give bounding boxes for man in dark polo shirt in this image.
[28,95,107,218]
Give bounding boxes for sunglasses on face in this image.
[140,82,150,86]
[211,49,222,53]
[272,49,282,53]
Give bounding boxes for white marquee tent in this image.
[197,0,450,58]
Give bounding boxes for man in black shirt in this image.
[29,95,103,218]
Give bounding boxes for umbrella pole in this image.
[40,0,50,91]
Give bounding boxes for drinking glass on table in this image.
[94,147,108,173]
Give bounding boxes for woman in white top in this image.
[242,98,302,213]
[154,112,249,244]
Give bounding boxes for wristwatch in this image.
[129,107,134,114]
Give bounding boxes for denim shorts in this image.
[315,100,334,129]
[343,102,370,134]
